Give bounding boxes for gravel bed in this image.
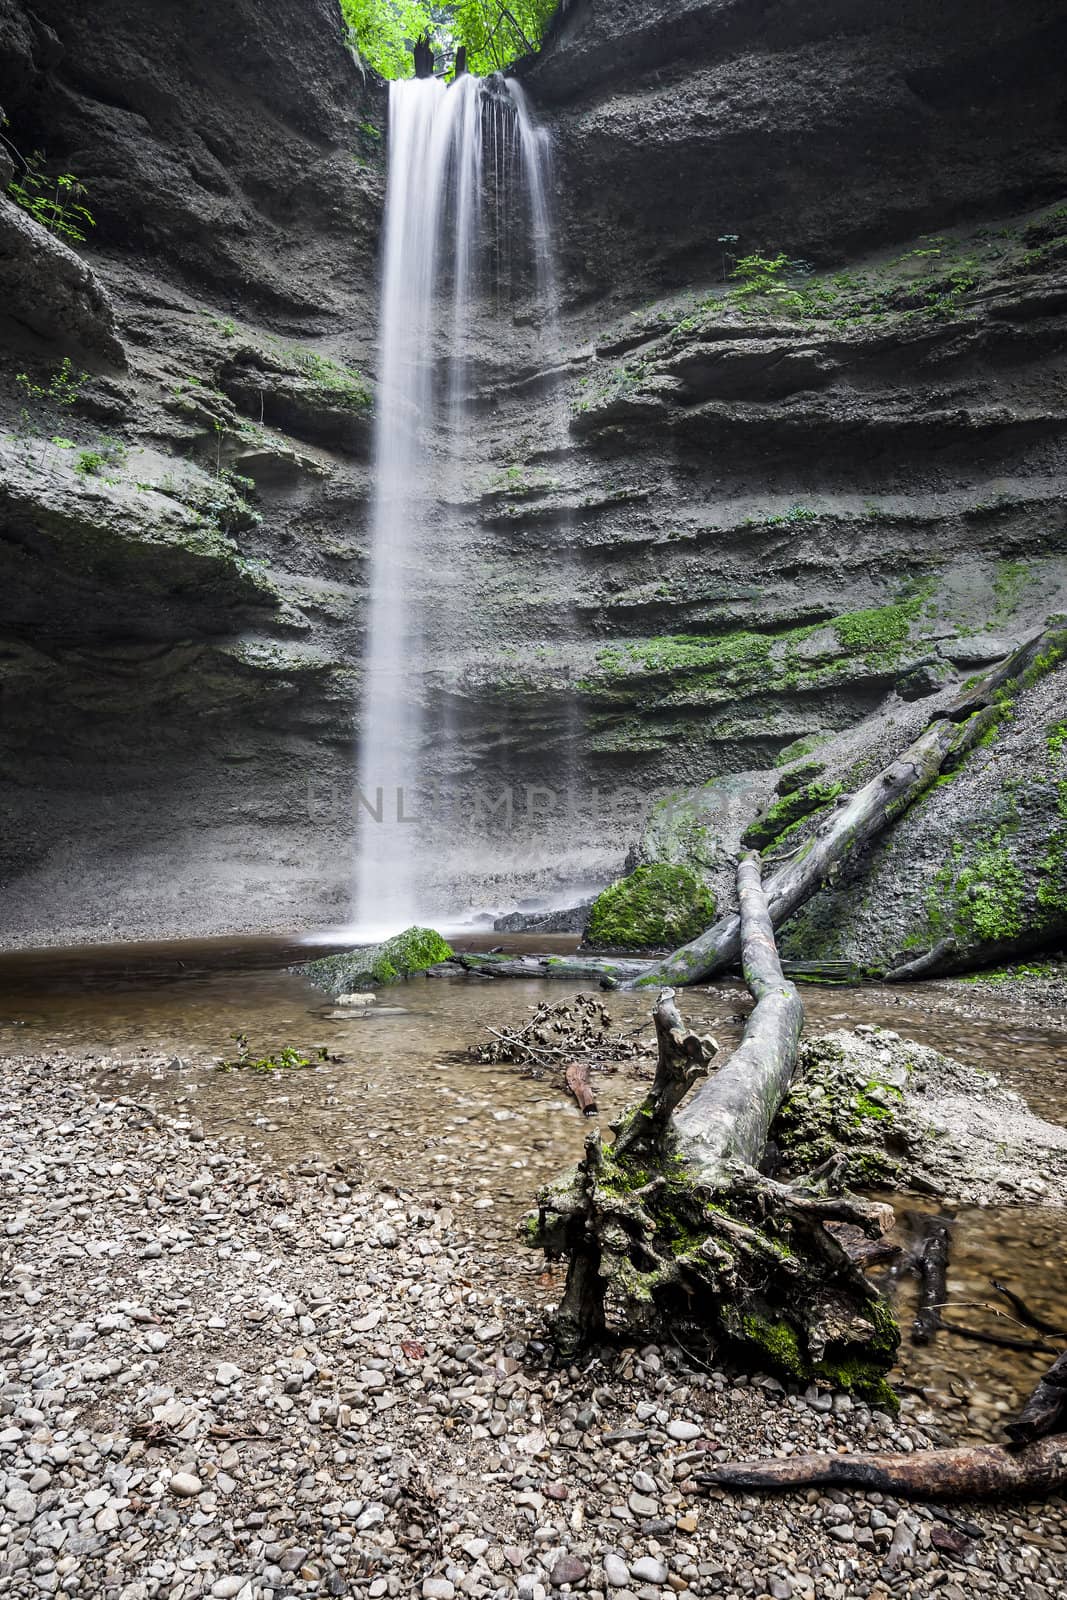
[877,962,1067,1035]
[1,1052,1065,1599]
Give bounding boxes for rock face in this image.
[1,0,1066,949]
[0,0,386,943]
[528,0,1067,292]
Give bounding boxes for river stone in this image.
[550,1555,588,1586]
[603,1553,631,1586]
[169,1472,203,1497]
[631,1557,668,1584]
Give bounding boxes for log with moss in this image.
[524,853,900,1398]
[621,623,1067,991]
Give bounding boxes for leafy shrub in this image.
[16,356,88,408]
[8,151,95,243]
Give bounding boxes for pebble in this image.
[169,1473,203,1498]
[631,1556,668,1584]
[604,1553,631,1586]
[0,1045,1060,1600]
[550,1554,589,1586]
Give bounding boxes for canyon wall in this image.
[1,0,1065,958]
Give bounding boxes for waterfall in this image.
[353,74,559,937]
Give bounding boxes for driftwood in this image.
[993,1279,1067,1339]
[612,989,718,1157]
[1005,1351,1067,1444]
[450,953,648,985]
[474,994,649,1069]
[696,1436,1067,1498]
[885,939,958,984]
[526,854,899,1395]
[698,1296,1067,1500]
[565,1061,599,1116]
[627,718,965,990]
[910,1215,953,1345]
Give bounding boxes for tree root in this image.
[523,855,900,1399]
[696,1436,1067,1498]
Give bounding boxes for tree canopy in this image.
[341,0,557,79]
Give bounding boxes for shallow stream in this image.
[1,937,1065,1441]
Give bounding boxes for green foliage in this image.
[340,0,556,78]
[341,0,432,78]
[217,1032,330,1073]
[16,356,88,409]
[585,864,716,951]
[730,252,790,295]
[75,438,127,478]
[763,503,819,526]
[7,150,95,243]
[201,310,237,338]
[448,0,556,72]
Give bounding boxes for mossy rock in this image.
[742,779,843,851]
[776,758,827,797]
[772,1036,912,1187]
[584,864,715,951]
[300,925,453,996]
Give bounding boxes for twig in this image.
[991,1280,1067,1339]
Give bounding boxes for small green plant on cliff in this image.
[7,150,95,243]
[585,864,716,950]
[16,356,89,409]
[730,252,790,296]
[765,503,819,526]
[75,438,127,478]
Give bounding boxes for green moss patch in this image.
[300,925,453,996]
[742,780,843,851]
[774,1038,912,1187]
[585,864,716,950]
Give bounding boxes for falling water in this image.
[353,73,559,937]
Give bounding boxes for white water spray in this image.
[353,74,558,937]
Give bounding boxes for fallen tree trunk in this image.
[622,624,1067,991]
[696,1435,1067,1498]
[626,718,959,989]
[449,953,648,984]
[564,1060,599,1116]
[697,1298,1067,1500]
[525,854,899,1396]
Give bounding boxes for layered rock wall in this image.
[1,0,1065,953]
